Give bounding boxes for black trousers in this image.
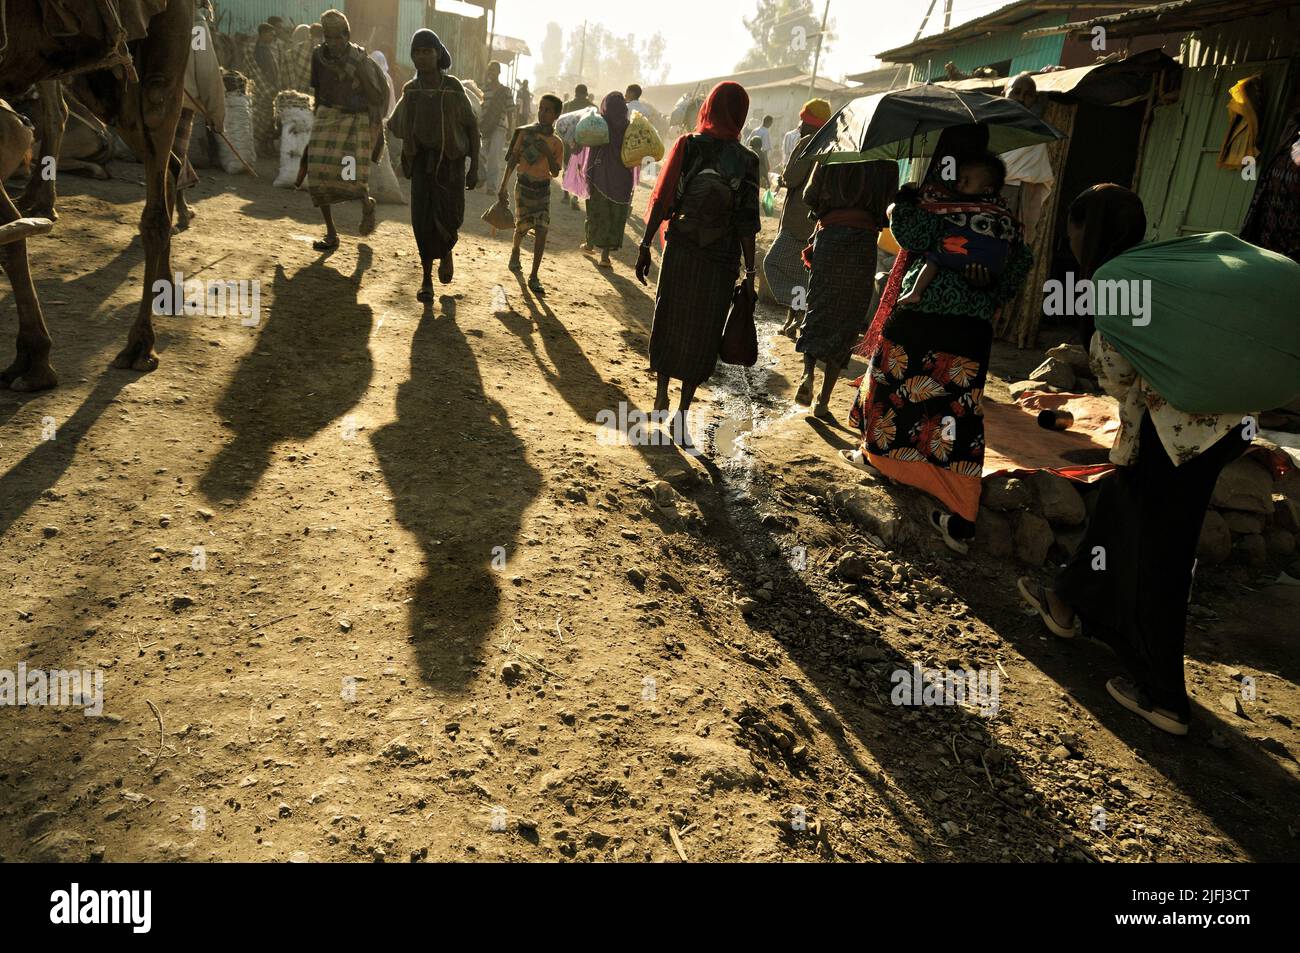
[1055,412,1247,718]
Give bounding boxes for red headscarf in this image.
[648,81,750,218]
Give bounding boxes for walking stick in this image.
[184,89,259,177]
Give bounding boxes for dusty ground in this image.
[1,157,1298,862]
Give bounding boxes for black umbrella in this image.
[805,84,1066,165]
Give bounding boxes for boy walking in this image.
[499,94,563,296]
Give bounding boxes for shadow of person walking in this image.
[199,249,376,503]
[371,296,542,692]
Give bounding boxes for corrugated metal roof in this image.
[1022,0,1297,38]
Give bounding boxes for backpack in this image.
[670,136,750,248]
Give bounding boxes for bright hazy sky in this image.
[463,0,1017,86]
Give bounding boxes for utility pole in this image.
[943,0,953,32]
[577,20,587,81]
[807,0,830,98]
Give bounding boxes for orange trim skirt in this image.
[865,452,982,522]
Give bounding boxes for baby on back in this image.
[897,152,1014,307]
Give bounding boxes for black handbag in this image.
[719,282,758,367]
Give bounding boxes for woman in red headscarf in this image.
[634,82,761,448]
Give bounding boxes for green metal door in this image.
[1143,58,1292,241]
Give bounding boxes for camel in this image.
[0,0,193,392]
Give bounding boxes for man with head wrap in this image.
[304,9,390,250]
[387,29,481,298]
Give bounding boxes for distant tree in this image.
[536,21,564,89]
[736,0,834,73]
[558,23,669,97]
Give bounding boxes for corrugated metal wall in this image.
[210,0,335,34]
[395,0,427,69]
[913,13,1067,82]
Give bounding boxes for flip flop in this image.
[596,259,613,270]
[929,509,970,556]
[508,258,523,273]
[527,276,546,297]
[837,448,879,476]
[312,236,339,251]
[1016,576,1080,639]
[1106,677,1189,736]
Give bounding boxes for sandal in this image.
[837,448,879,476]
[812,401,834,421]
[312,235,339,251]
[527,276,546,297]
[416,285,433,303]
[438,256,454,284]
[1016,576,1080,639]
[508,257,523,273]
[359,197,377,236]
[1106,677,1189,736]
[929,509,970,556]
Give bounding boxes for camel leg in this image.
[111,3,190,373]
[17,81,67,221]
[0,184,58,392]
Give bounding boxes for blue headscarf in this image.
[410,29,451,70]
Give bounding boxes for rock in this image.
[1197,510,1232,565]
[42,526,59,538]
[971,507,1013,558]
[1028,357,1076,390]
[169,594,195,611]
[1008,380,1041,400]
[380,738,420,762]
[30,829,91,863]
[565,485,588,504]
[1030,472,1085,526]
[1013,512,1054,566]
[649,480,678,508]
[981,475,1033,513]
[669,735,761,791]
[1046,343,1091,370]
[1211,457,1274,514]
[737,597,760,616]
[659,572,685,593]
[277,803,292,818]
[1048,745,1072,762]
[500,661,524,685]
[830,485,914,544]
[1223,511,1264,535]
[1053,526,1087,559]
[24,811,59,838]
[833,552,874,581]
[1219,692,1244,717]
[197,507,214,521]
[1232,533,1267,566]
[1275,499,1300,533]
[626,567,647,589]
[338,618,352,633]
[1265,528,1296,558]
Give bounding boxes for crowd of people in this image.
[186,11,1300,740]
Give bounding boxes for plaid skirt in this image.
[515,174,552,231]
[762,229,809,308]
[797,224,878,364]
[585,189,631,250]
[308,106,371,207]
[649,240,735,386]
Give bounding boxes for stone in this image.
[42,526,59,538]
[1046,343,1091,370]
[1053,526,1087,560]
[380,738,420,762]
[1030,472,1086,526]
[1223,511,1264,535]
[833,552,874,581]
[1008,380,1041,400]
[829,485,914,545]
[500,661,524,685]
[1013,512,1054,566]
[1197,510,1232,565]
[169,594,194,611]
[30,829,91,863]
[971,508,1013,558]
[1219,692,1244,717]
[981,475,1032,513]
[1211,457,1275,514]
[1028,357,1076,390]
[669,735,761,791]
[1232,533,1267,566]
[1265,529,1296,558]
[626,567,647,589]
[1274,499,1300,534]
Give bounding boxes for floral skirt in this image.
[848,307,992,521]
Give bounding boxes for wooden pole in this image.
[807,0,831,98]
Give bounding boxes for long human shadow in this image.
[199,250,375,503]
[501,271,1072,858]
[0,373,130,539]
[959,563,1300,861]
[371,295,542,692]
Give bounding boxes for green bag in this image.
[762,188,776,216]
[1094,232,1300,414]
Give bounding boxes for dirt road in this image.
[1,160,1297,861]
